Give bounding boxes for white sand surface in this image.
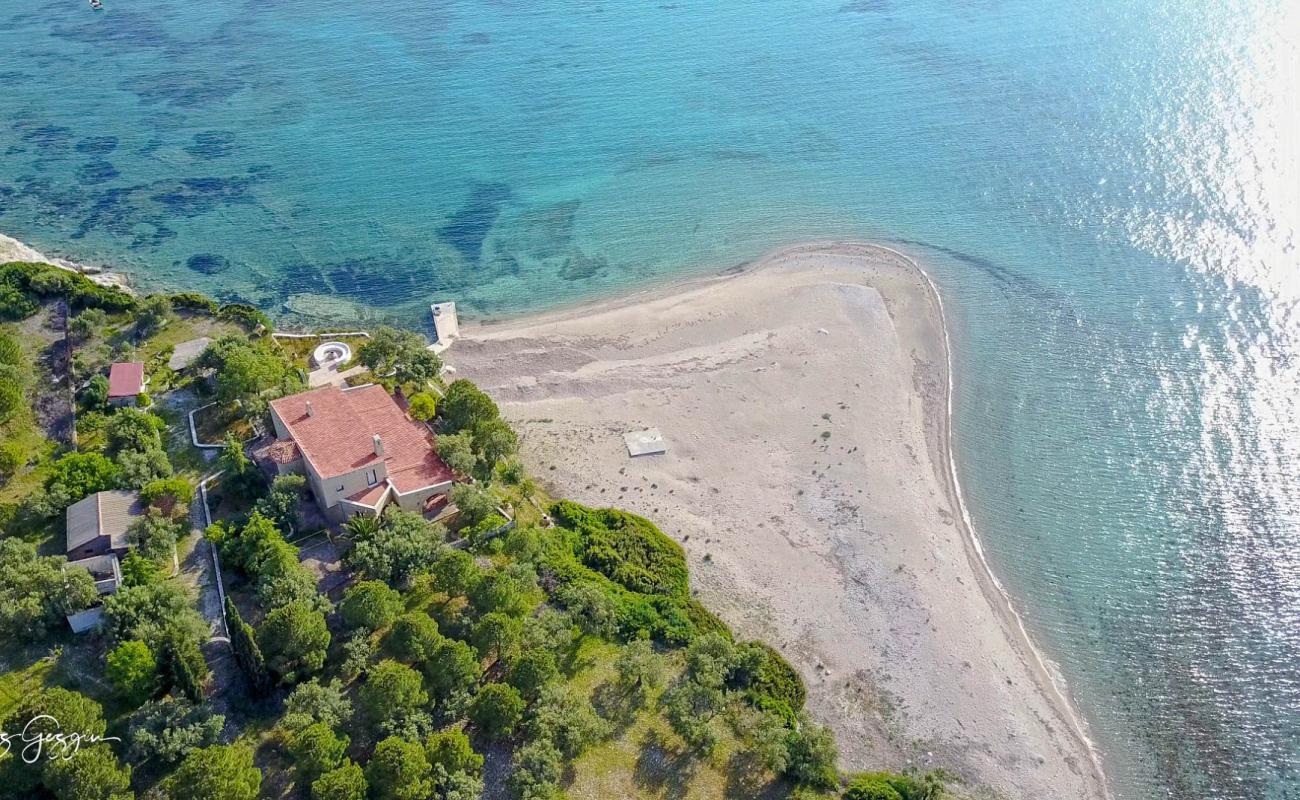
[446,242,1108,799]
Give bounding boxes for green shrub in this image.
[464,513,507,544]
[843,777,904,800]
[549,500,688,597]
[340,580,403,632]
[407,392,437,422]
[734,641,807,720]
[170,292,219,314]
[0,261,135,316]
[216,302,272,333]
[141,477,196,516]
[844,771,946,800]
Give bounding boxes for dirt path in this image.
[177,490,240,719]
[19,300,74,445]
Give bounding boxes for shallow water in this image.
[2,0,1297,796]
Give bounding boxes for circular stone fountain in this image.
[311,341,352,368]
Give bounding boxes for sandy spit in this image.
[446,241,1109,799]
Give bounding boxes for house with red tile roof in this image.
[107,362,146,406]
[268,384,455,521]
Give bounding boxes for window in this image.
[366,469,378,487]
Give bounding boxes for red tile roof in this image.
[346,483,390,507]
[108,362,145,398]
[270,385,453,494]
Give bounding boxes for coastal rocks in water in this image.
[559,250,607,281]
[75,136,119,155]
[283,292,384,324]
[76,160,120,185]
[438,182,512,263]
[186,253,230,274]
[507,199,580,261]
[19,124,73,152]
[185,130,237,160]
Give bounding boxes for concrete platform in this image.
[623,428,666,457]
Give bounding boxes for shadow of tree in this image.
[591,678,644,738]
[634,728,699,800]
[723,749,789,800]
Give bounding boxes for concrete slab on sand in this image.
[623,428,666,457]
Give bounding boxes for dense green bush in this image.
[843,771,947,800]
[340,580,403,631]
[0,539,98,639]
[843,777,905,800]
[440,379,499,434]
[170,292,219,314]
[549,500,689,597]
[42,451,120,510]
[733,640,807,722]
[259,600,331,684]
[125,697,224,765]
[0,261,135,318]
[408,391,437,421]
[357,326,442,387]
[217,302,272,333]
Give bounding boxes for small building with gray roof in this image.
[65,489,146,560]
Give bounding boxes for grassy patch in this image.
[0,656,57,719]
[563,640,811,800]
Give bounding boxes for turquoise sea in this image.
[2,0,1297,796]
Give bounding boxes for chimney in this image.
[306,401,314,417]
[373,434,384,456]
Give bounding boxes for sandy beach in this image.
[446,242,1109,799]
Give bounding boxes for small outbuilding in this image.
[107,361,147,405]
[167,337,212,371]
[66,489,146,560]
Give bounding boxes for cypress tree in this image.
[226,596,271,695]
[166,634,207,703]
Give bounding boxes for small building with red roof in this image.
[268,384,455,521]
[107,362,146,406]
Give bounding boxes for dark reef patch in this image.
[185,130,237,160]
[839,0,889,11]
[19,124,73,151]
[186,253,230,274]
[136,138,165,156]
[120,70,246,109]
[888,237,1078,322]
[151,174,258,217]
[50,10,174,51]
[509,199,580,260]
[559,250,607,281]
[437,182,512,262]
[76,160,120,185]
[462,32,491,45]
[75,136,119,155]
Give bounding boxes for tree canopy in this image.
[357,326,442,387]
[0,539,98,639]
